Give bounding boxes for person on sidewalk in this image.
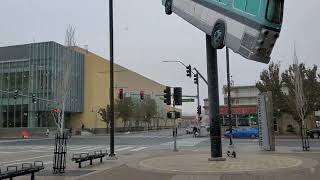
[193,126,198,138]
[69,127,72,138]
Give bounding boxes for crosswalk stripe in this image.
[85,147,103,151]
[0,145,151,154]
[129,147,148,152]
[160,138,208,146]
[69,146,93,151]
[116,146,134,151]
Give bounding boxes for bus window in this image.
[246,0,260,16]
[266,0,284,24]
[234,0,247,11]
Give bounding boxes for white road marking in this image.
[85,147,103,151]
[0,138,52,144]
[160,138,208,147]
[115,146,134,151]
[69,146,93,151]
[129,147,148,152]
[5,161,53,167]
[0,145,151,154]
[0,154,52,164]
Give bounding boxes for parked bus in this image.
[162,0,284,64]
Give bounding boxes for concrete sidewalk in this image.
[13,144,320,180]
[78,150,320,180]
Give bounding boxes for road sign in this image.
[182,98,194,102]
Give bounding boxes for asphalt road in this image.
[0,128,319,175]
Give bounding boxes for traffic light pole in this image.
[173,101,178,152]
[196,78,201,130]
[206,35,225,161]
[226,47,233,146]
[108,0,116,158]
[193,68,208,85]
[0,90,58,104]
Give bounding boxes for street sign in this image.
[182,98,194,102]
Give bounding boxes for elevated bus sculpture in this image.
[163,0,284,64]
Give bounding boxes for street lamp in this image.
[162,60,187,67]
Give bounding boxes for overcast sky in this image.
[0,0,319,115]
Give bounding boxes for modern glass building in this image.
[0,42,84,128]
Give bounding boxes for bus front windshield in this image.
[266,0,284,24]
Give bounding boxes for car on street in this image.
[224,128,258,139]
[186,126,195,134]
[307,128,320,139]
[199,125,210,137]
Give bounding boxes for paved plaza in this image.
[0,129,319,179]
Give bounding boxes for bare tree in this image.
[51,25,76,134]
[292,46,309,150]
[293,47,307,127]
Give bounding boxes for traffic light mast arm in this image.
[193,68,208,85]
[0,89,59,104]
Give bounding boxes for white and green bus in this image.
[162,0,284,64]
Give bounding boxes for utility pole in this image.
[206,35,225,161]
[108,0,116,158]
[226,47,233,146]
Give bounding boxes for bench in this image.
[0,161,44,180]
[71,150,107,168]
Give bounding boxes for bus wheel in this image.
[211,23,225,49]
[165,0,173,15]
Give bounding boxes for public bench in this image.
[0,161,44,180]
[71,150,107,168]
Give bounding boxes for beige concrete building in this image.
[69,48,174,132]
[0,41,179,137]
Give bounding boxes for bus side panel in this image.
[201,3,225,35]
[224,17,245,52]
[172,0,209,34]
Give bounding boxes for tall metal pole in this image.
[206,35,225,161]
[196,77,201,129]
[196,75,200,109]
[194,68,208,85]
[108,0,115,157]
[173,101,178,152]
[226,47,233,146]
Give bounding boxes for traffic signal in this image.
[173,87,182,106]
[140,90,144,100]
[197,105,202,115]
[194,73,199,84]
[14,90,18,99]
[186,65,192,77]
[32,94,37,104]
[118,88,124,100]
[163,86,171,105]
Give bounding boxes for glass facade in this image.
[0,42,84,128]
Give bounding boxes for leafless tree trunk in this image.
[293,46,309,150]
[52,25,76,135]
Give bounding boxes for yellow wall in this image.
[70,48,170,129]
